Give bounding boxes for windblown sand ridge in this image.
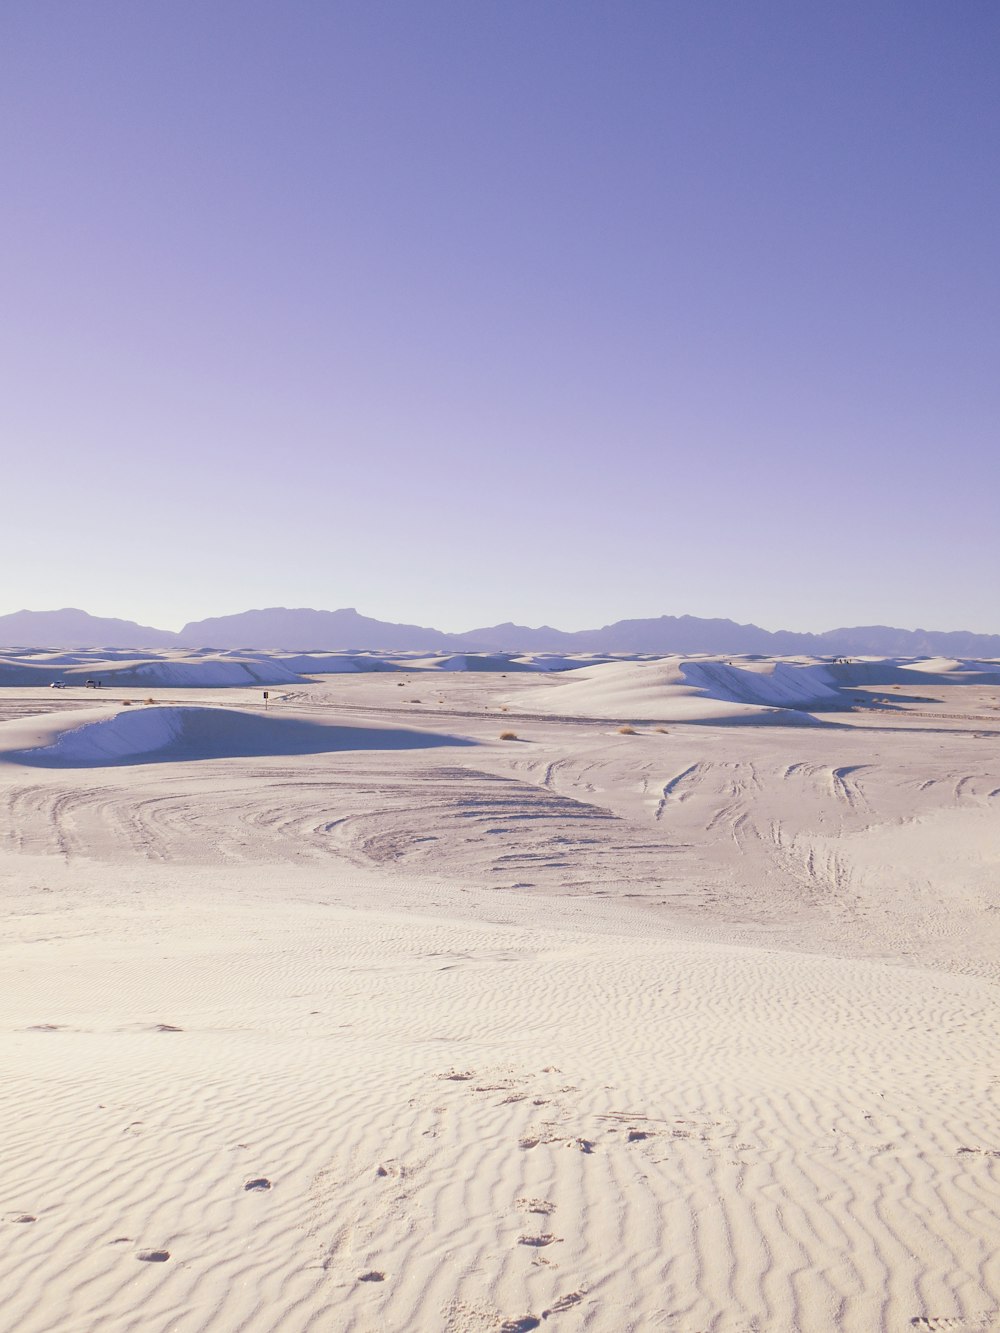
[0,651,997,1332]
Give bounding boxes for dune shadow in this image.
[7,708,478,768]
[682,710,834,729]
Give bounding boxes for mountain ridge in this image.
[1,606,999,657]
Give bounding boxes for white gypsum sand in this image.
[0,651,997,1332]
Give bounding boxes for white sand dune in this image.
[0,653,307,689]
[274,653,392,674]
[0,647,580,689]
[509,651,1000,724]
[63,657,307,688]
[510,653,620,672]
[385,652,538,673]
[0,645,649,688]
[0,658,71,687]
[508,655,845,723]
[0,657,998,1331]
[831,656,1000,688]
[0,705,476,767]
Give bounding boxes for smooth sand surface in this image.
[0,655,998,1332]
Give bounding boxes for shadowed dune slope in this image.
[0,706,476,768]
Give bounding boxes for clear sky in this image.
[2,1,998,633]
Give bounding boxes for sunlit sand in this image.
[1,651,998,1331]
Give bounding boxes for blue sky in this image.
[2,1,998,632]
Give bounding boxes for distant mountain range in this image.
[0,608,180,649]
[1,606,999,658]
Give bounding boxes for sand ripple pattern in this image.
[0,902,997,1332]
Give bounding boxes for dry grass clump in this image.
[654,726,669,733]
[121,700,133,706]
[617,725,638,735]
[144,697,156,705]
[499,730,518,741]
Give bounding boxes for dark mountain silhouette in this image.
[176,606,446,651]
[0,608,178,649]
[1,606,999,658]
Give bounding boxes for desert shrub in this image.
[121,700,132,706]
[144,697,156,705]
[499,731,518,740]
[618,725,637,734]
[654,726,669,733]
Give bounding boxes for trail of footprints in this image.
[8,1044,991,1326]
[431,1062,750,1330]
[909,1318,1000,1331]
[6,1069,992,1330]
[1,1173,278,1274]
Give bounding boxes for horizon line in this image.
[2,605,1000,641]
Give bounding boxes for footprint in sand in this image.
[909,1320,993,1330]
[5,1213,36,1224]
[244,1177,272,1191]
[516,1198,555,1216]
[543,1291,585,1315]
[358,1270,385,1282]
[500,1319,540,1332]
[518,1233,559,1247]
[137,1249,170,1262]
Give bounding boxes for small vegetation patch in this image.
[499,731,518,741]
[617,725,637,735]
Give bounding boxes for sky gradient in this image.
[3,1,998,633]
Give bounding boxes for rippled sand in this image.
[0,662,998,1332]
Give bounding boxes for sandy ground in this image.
[0,658,998,1332]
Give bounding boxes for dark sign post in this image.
[263,690,269,710]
